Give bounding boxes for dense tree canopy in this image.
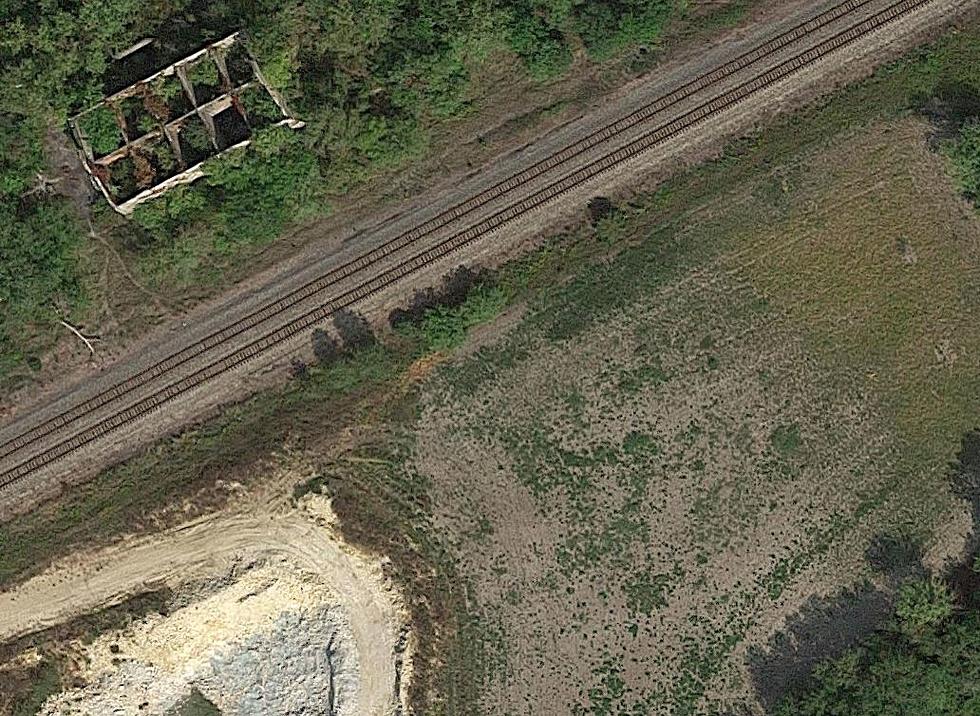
[776,578,980,716]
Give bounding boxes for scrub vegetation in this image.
[0,115,84,379]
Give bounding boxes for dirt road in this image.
[0,500,407,715]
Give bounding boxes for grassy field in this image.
[394,115,978,714]
[327,26,980,714]
[2,16,980,716]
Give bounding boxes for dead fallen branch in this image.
[59,320,100,356]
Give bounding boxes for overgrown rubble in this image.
[68,33,302,214]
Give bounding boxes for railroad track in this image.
[0,0,938,489]
[0,0,880,469]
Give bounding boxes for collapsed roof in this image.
[69,33,303,214]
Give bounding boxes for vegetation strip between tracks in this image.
[0,0,934,488]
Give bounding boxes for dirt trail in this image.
[0,499,407,716]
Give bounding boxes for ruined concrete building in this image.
[69,33,303,214]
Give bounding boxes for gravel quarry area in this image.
[41,567,359,715]
[0,496,410,716]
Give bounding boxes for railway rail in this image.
[0,0,880,468]
[0,0,940,489]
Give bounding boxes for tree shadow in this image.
[947,428,980,608]
[917,81,980,148]
[747,585,894,712]
[749,428,980,712]
[388,265,485,328]
[864,531,926,585]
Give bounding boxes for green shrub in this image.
[0,197,85,377]
[896,576,954,637]
[181,120,212,154]
[400,283,508,352]
[149,138,179,175]
[770,423,802,456]
[240,85,281,127]
[188,57,220,89]
[507,8,571,79]
[571,0,677,58]
[10,660,62,716]
[0,113,44,198]
[947,118,980,202]
[137,112,159,135]
[77,104,122,156]
[150,74,191,119]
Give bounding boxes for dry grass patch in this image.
[729,117,980,530]
[398,117,980,715]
